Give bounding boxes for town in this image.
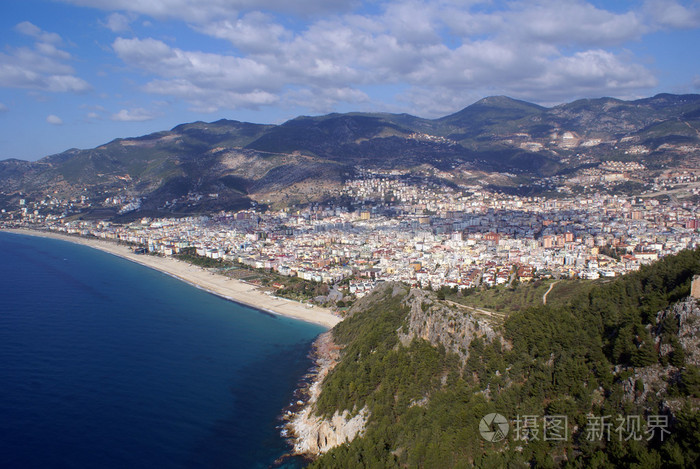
[4,167,699,302]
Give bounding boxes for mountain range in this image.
[2,93,699,217]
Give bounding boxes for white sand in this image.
[3,228,342,329]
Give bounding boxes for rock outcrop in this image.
[655,297,700,366]
[291,407,368,455]
[620,364,674,405]
[286,282,504,458]
[621,297,700,406]
[398,288,499,361]
[286,331,368,457]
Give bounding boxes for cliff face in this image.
[287,332,368,456]
[621,297,700,407]
[655,297,700,366]
[290,407,368,455]
[346,282,500,362]
[398,288,499,361]
[287,283,504,458]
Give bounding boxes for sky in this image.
[1,0,700,161]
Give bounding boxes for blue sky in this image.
[1,0,699,161]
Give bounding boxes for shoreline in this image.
[282,330,365,458]
[282,331,341,457]
[2,228,342,329]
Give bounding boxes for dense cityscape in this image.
[4,167,699,300]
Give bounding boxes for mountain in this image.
[291,249,700,468]
[436,95,547,136]
[1,93,699,217]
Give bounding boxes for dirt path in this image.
[542,280,560,305]
[445,299,505,319]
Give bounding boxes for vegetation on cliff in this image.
[305,248,700,468]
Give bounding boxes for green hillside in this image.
[306,248,700,468]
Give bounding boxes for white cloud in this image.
[61,0,352,23]
[398,86,482,118]
[63,0,232,22]
[194,12,290,54]
[0,59,90,92]
[46,114,63,125]
[503,0,645,46]
[45,74,91,93]
[142,79,279,112]
[112,37,172,64]
[35,42,72,60]
[81,104,106,120]
[111,108,158,121]
[99,1,674,116]
[15,21,62,44]
[506,50,658,102]
[102,12,132,32]
[383,1,441,45]
[112,37,275,90]
[286,86,370,113]
[113,37,280,111]
[644,0,700,29]
[0,24,91,93]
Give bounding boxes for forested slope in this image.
[305,248,700,468]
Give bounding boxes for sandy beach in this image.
[2,228,342,329]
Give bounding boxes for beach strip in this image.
[2,228,342,329]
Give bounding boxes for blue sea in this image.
[0,232,324,469]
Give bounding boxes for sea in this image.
[0,232,324,469]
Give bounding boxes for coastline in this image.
[282,330,366,459]
[283,331,340,456]
[2,228,342,329]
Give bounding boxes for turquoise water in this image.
[0,232,324,468]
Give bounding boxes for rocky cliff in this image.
[656,297,700,366]
[398,288,499,361]
[621,297,700,408]
[286,282,504,458]
[286,332,368,456]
